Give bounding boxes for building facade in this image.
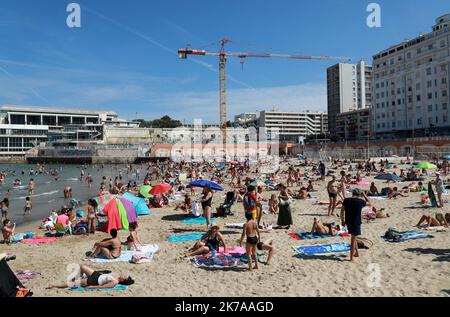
[259,110,328,142]
[234,112,257,126]
[327,60,372,134]
[0,105,120,156]
[335,108,371,141]
[372,14,450,139]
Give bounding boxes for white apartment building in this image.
[327,61,373,134]
[259,110,328,142]
[335,108,371,141]
[372,14,450,139]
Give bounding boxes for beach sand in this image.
[2,162,450,297]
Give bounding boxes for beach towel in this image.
[167,233,203,243]
[192,253,243,267]
[20,237,57,245]
[368,196,388,200]
[292,242,351,255]
[70,285,129,291]
[382,228,434,242]
[418,225,448,232]
[224,223,245,229]
[88,244,159,263]
[14,270,41,285]
[218,247,246,255]
[181,217,216,224]
[289,232,349,241]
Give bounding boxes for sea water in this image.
[0,163,141,227]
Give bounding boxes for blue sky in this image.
[0,0,448,123]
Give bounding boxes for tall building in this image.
[335,108,371,141]
[372,14,450,139]
[327,61,372,134]
[259,110,328,142]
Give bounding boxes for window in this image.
[441,40,446,48]
[442,78,447,84]
[416,83,421,90]
[443,91,448,97]
[443,103,448,110]
[426,68,432,75]
[417,118,422,125]
[428,105,433,111]
[407,52,411,59]
[428,93,433,99]
[417,95,421,101]
[427,81,432,88]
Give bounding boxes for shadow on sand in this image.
[404,247,450,262]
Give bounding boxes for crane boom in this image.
[178,40,351,161]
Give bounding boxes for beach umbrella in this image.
[298,155,305,160]
[149,184,172,195]
[94,194,114,211]
[216,164,225,169]
[101,196,138,233]
[139,185,153,198]
[189,179,224,191]
[122,192,150,216]
[250,179,265,187]
[416,162,437,169]
[374,173,402,181]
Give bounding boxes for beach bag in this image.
[356,237,374,249]
[192,202,201,217]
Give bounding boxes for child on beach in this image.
[126,222,142,251]
[23,197,32,216]
[2,219,15,244]
[86,199,98,235]
[240,212,261,271]
[268,194,279,214]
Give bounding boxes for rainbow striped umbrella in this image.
[95,194,137,233]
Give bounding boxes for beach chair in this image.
[53,223,71,236]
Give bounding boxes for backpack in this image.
[243,193,256,211]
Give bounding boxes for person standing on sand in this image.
[200,185,213,229]
[340,189,368,262]
[318,161,326,181]
[433,172,445,208]
[327,175,339,216]
[240,212,260,271]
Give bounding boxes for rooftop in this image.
[0,104,118,116]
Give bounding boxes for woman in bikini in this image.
[125,222,142,251]
[186,225,227,256]
[86,199,98,236]
[84,229,122,261]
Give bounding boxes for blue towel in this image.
[292,242,350,255]
[70,285,128,291]
[181,217,216,224]
[88,251,134,263]
[167,233,203,243]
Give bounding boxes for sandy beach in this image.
[2,160,450,297]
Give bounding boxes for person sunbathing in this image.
[420,193,430,204]
[84,229,122,260]
[186,225,227,256]
[409,182,426,192]
[268,194,279,214]
[388,187,408,199]
[174,195,192,213]
[310,218,340,236]
[46,264,134,289]
[292,187,311,200]
[368,182,380,196]
[416,213,450,229]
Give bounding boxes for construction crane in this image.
[178,38,351,156]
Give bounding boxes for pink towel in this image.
[21,237,57,245]
[218,247,246,255]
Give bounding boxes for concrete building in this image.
[234,112,257,126]
[335,108,371,141]
[259,110,328,142]
[327,61,373,134]
[372,14,450,139]
[0,105,123,156]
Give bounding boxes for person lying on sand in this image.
[174,195,192,213]
[186,225,227,256]
[84,229,122,261]
[409,182,426,193]
[388,187,408,199]
[46,264,134,290]
[416,213,450,229]
[310,218,341,236]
